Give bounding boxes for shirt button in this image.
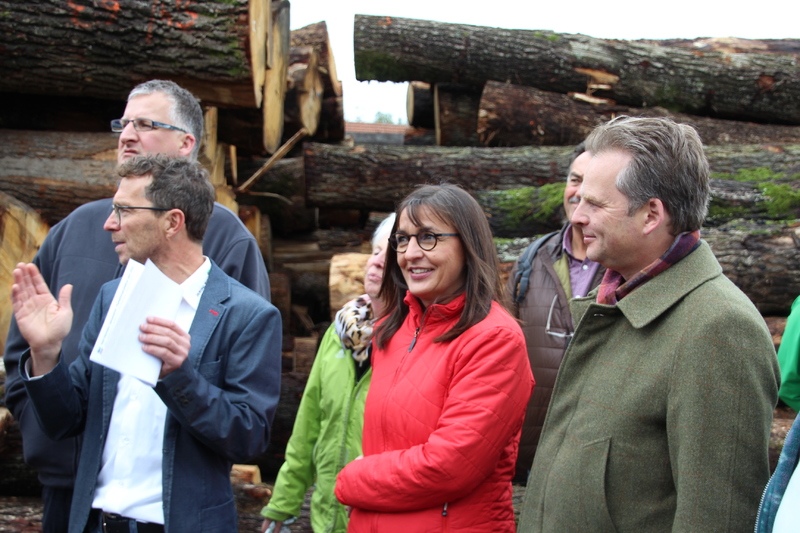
[582,265,588,270]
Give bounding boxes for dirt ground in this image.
[0,484,528,532]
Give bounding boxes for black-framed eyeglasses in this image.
[110,118,188,134]
[111,204,171,225]
[389,231,460,252]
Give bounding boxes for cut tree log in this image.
[329,253,369,320]
[477,81,800,147]
[478,175,800,238]
[312,96,346,142]
[704,221,800,315]
[408,81,434,128]
[637,37,800,56]
[0,111,230,224]
[283,47,324,140]
[0,0,270,109]
[303,142,800,211]
[262,0,291,154]
[291,21,343,98]
[434,83,482,146]
[353,15,800,124]
[0,130,118,225]
[237,156,318,236]
[0,193,49,355]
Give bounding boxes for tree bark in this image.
[704,221,800,315]
[637,37,800,56]
[0,0,269,109]
[434,83,482,146]
[303,142,800,210]
[354,14,800,124]
[0,130,118,225]
[478,81,800,147]
[0,127,233,225]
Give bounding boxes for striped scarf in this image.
[596,230,701,305]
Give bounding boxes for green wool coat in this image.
[518,241,780,533]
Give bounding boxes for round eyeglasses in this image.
[110,118,188,133]
[389,231,460,253]
[111,204,171,225]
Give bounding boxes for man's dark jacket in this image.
[22,262,281,533]
[4,198,271,488]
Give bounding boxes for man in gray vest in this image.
[507,142,605,477]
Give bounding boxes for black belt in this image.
[100,511,164,533]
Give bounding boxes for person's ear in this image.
[163,209,186,238]
[641,198,670,236]
[178,133,196,157]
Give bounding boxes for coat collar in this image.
[405,291,466,327]
[573,240,721,330]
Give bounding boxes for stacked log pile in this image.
[0,1,349,495]
[1,10,798,501]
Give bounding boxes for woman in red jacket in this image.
[335,184,534,532]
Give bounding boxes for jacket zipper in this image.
[754,478,771,533]
[408,327,420,352]
[442,502,449,533]
[408,305,431,352]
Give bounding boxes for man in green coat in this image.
[518,116,780,532]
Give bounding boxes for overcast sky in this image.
[289,0,799,124]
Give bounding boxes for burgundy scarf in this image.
[596,230,701,305]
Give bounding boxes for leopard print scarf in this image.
[334,294,375,365]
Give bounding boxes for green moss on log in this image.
[355,51,419,82]
[493,183,564,226]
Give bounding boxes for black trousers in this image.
[42,485,73,533]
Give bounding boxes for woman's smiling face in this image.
[396,207,465,308]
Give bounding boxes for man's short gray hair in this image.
[584,116,710,234]
[128,80,204,160]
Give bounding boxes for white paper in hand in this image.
[90,259,183,387]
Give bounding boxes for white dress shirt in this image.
[92,258,211,524]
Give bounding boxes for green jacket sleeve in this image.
[778,296,800,411]
[261,325,338,519]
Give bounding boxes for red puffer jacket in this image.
[335,292,534,532]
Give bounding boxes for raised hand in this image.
[11,262,73,375]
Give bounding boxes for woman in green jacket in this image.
[260,215,394,533]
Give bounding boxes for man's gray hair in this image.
[584,116,710,234]
[128,80,204,160]
[117,154,215,243]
